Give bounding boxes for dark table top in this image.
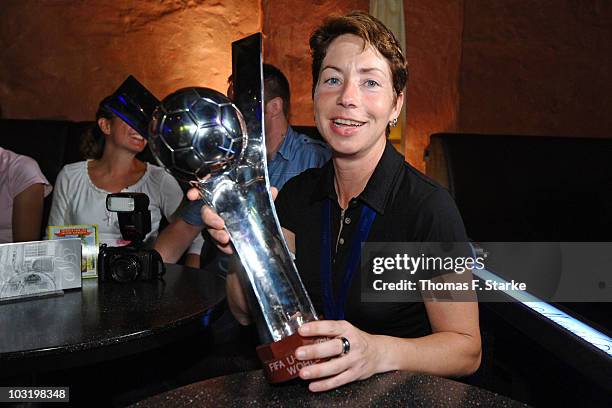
[0,263,226,374]
[133,369,527,407]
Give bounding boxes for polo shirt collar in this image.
[312,160,335,203]
[312,140,405,215]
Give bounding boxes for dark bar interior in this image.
[0,1,610,407]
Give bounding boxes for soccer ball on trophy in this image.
[148,87,245,182]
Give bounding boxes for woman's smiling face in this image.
[313,34,403,158]
[100,116,147,154]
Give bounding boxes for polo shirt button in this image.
[339,238,345,245]
[345,217,351,224]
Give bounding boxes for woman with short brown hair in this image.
[204,11,481,391]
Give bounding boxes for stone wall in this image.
[459,1,612,138]
[406,0,612,169]
[0,0,261,120]
[1,1,610,170]
[404,0,464,168]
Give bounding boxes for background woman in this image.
[48,96,202,266]
[203,12,481,391]
[0,147,51,243]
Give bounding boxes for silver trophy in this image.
[105,33,323,383]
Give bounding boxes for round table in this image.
[0,263,226,374]
[132,369,528,407]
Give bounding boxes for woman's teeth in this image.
[333,119,364,127]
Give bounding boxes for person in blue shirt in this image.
[155,64,331,264]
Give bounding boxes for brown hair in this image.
[80,96,116,159]
[309,11,408,99]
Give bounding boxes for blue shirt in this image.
[181,126,331,226]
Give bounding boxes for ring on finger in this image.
[339,337,350,355]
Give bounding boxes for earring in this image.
[390,118,398,127]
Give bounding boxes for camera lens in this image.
[110,256,140,282]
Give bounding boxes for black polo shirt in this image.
[275,141,468,338]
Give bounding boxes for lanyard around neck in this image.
[320,199,376,320]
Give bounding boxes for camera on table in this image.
[98,193,165,283]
